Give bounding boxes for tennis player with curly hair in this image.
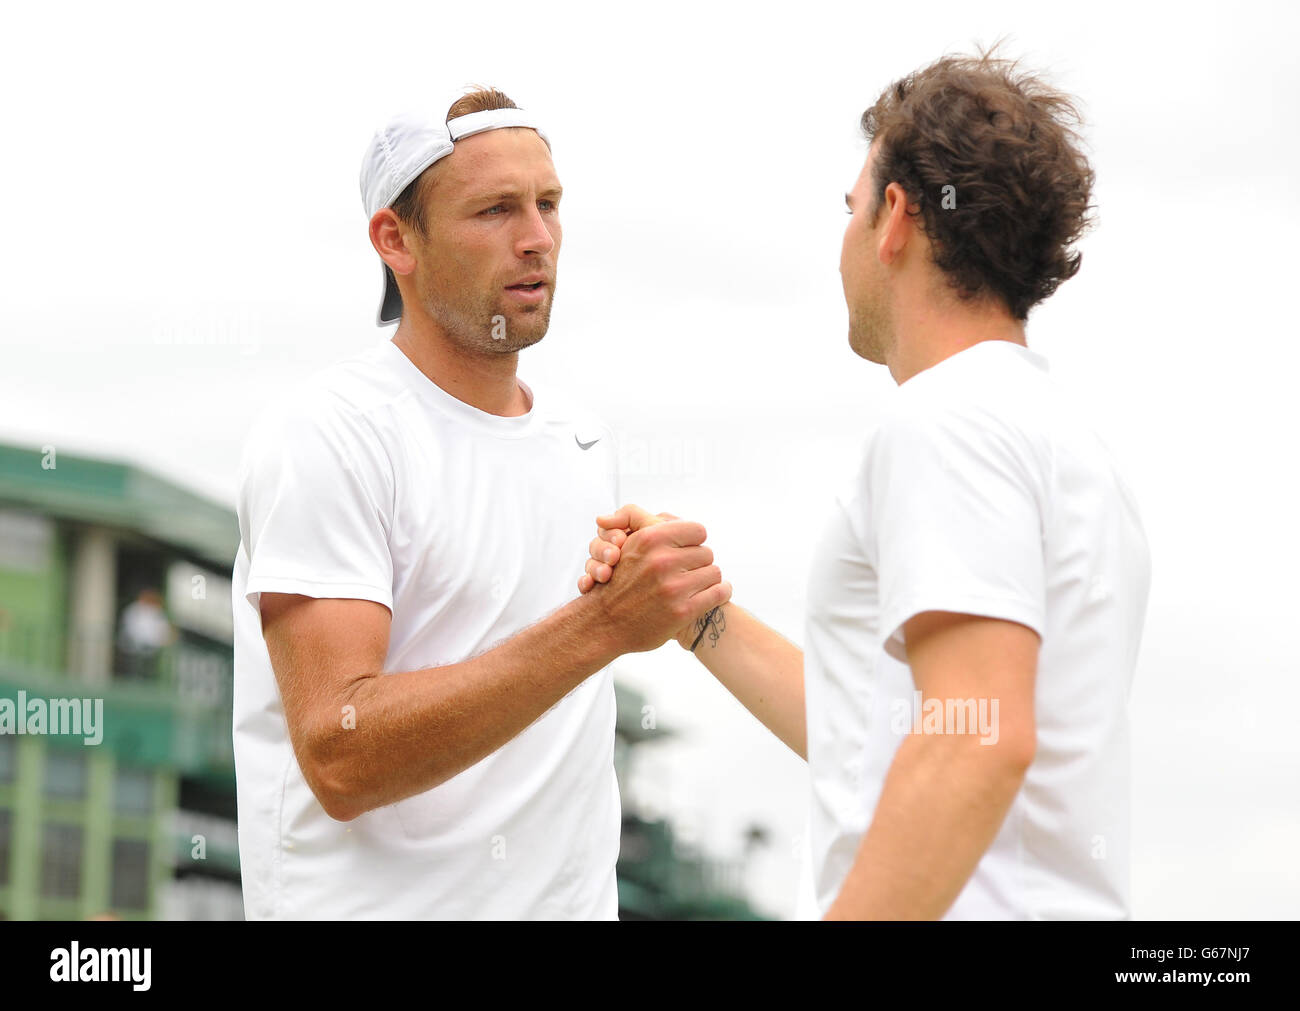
[582,48,1151,921]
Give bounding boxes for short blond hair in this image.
[389,86,520,236]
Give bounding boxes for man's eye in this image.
[539,200,557,211]
[482,205,506,215]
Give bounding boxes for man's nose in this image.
[515,205,556,257]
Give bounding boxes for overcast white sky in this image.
[3,0,1297,918]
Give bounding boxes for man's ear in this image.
[369,209,417,278]
[876,181,915,267]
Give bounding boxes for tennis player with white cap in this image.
[230,87,730,919]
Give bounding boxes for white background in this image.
[3,0,1297,918]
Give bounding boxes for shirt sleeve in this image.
[870,401,1047,664]
[237,396,395,615]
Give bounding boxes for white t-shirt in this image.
[231,339,622,920]
[802,339,1151,920]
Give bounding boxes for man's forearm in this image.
[686,604,806,759]
[823,733,1028,919]
[314,593,621,820]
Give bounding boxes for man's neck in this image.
[887,292,1026,386]
[392,315,530,417]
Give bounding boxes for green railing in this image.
[0,619,234,777]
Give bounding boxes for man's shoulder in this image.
[293,341,410,416]
[865,371,1052,493]
[879,343,1133,505]
[251,343,408,435]
[877,381,1019,446]
[236,344,406,491]
[527,378,615,442]
[883,341,1065,445]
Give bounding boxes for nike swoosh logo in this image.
[575,435,601,451]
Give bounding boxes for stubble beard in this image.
[847,291,892,365]
[421,276,555,356]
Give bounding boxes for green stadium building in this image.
[0,440,241,919]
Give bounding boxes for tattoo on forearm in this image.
[690,606,727,653]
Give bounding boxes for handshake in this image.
[575,504,731,653]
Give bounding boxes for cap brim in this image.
[377,263,402,326]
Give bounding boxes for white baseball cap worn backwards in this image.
[359,105,551,326]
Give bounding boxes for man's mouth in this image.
[504,277,548,304]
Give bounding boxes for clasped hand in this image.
[576,504,729,651]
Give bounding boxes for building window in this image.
[113,766,153,816]
[0,735,14,784]
[0,809,11,887]
[40,823,82,900]
[43,750,86,800]
[110,838,150,911]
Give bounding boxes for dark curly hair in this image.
[860,45,1095,321]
